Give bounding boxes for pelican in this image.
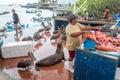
[17,52,36,70]
[50,31,60,41]
[44,22,52,32]
[52,26,60,34]
[33,31,43,42]
[38,28,44,33]
[61,35,67,41]
[0,27,7,32]
[22,36,33,41]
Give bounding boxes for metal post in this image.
[73,0,77,13]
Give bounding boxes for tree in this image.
[72,0,120,19]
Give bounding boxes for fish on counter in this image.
[83,31,120,52]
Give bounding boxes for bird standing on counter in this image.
[17,52,37,70]
[33,31,43,42]
[22,36,33,41]
[50,30,61,41]
[38,28,45,35]
[42,21,52,32]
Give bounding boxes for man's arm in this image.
[83,26,100,31]
[71,31,84,37]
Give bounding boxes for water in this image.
[0,5,54,43]
[0,5,54,28]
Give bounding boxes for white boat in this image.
[36,11,42,17]
[32,16,52,22]
[26,8,35,13]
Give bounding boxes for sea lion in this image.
[35,41,64,67]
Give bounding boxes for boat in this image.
[5,24,29,29]
[4,21,40,32]
[21,3,36,8]
[32,16,52,22]
[0,11,10,15]
[26,9,35,13]
[53,9,116,29]
[36,11,42,17]
[54,16,116,29]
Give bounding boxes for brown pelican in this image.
[22,37,27,41]
[22,36,33,41]
[33,31,43,42]
[0,27,7,32]
[50,29,61,41]
[44,22,52,32]
[38,28,44,33]
[52,30,59,34]
[17,52,36,70]
[44,26,51,32]
[60,25,66,35]
[52,26,60,34]
[27,36,33,41]
[61,35,67,41]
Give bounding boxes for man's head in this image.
[118,9,120,14]
[67,14,78,25]
[106,6,109,9]
[11,9,15,13]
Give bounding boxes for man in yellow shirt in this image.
[65,14,100,73]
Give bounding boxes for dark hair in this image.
[118,9,120,12]
[12,9,15,12]
[67,14,78,22]
[106,7,109,9]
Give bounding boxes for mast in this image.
[73,0,77,13]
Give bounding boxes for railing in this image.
[74,0,87,14]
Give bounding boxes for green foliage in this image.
[38,0,46,4]
[73,0,120,18]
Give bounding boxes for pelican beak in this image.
[28,52,37,61]
[31,53,37,61]
[33,55,37,61]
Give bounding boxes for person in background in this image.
[11,9,22,38]
[103,7,110,19]
[115,9,120,21]
[65,14,100,73]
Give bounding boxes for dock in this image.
[54,17,116,29]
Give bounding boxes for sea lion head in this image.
[57,40,62,48]
[56,40,64,54]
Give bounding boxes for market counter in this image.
[74,47,120,80]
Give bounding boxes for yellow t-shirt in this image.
[66,23,84,51]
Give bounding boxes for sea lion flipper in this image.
[35,64,40,71]
[62,56,65,61]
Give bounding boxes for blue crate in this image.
[84,39,97,50]
[74,49,118,80]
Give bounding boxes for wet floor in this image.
[1,23,120,80]
[0,28,73,80]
